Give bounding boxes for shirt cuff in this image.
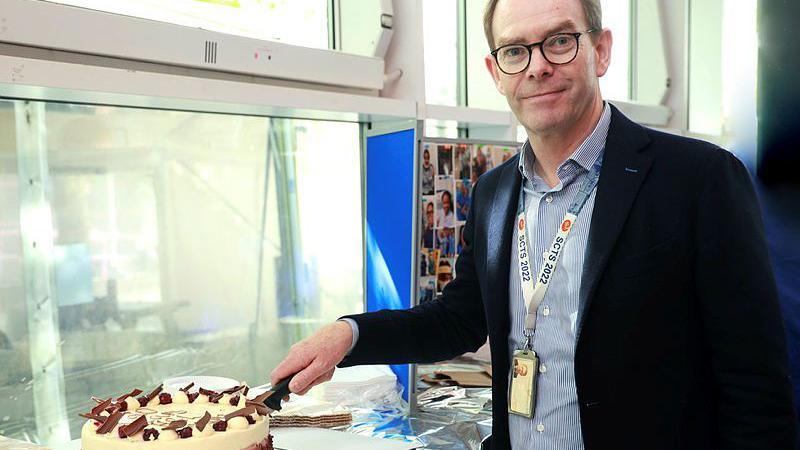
[338,318,359,355]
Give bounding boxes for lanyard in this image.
[516,155,603,348]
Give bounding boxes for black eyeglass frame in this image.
[491,29,597,75]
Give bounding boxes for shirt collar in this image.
[518,101,612,181]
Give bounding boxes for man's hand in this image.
[270,320,353,395]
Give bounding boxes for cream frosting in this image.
[81,398,268,450]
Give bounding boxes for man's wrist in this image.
[337,318,359,355]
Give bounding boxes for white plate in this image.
[163,375,239,393]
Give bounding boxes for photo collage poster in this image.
[417,141,519,304]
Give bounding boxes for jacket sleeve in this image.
[694,149,797,448]
[338,179,488,367]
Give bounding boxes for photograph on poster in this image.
[418,276,436,304]
[435,188,456,229]
[454,143,471,180]
[472,145,494,183]
[421,144,436,196]
[436,227,456,258]
[437,258,455,293]
[427,248,440,276]
[457,224,465,255]
[491,145,517,167]
[437,144,454,177]
[456,179,472,222]
[420,196,435,249]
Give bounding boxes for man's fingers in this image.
[270,345,312,386]
[288,359,327,394]
[296,368,335,396]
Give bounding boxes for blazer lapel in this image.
[486,158,523,341]
[576,106,654,343]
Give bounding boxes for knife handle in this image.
[264,373,295,412]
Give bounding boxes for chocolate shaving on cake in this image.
[162,419,187,431]
[118,415,148,438]
[245,401,270,416]
[187,392,199,403]
[79,413,107,422]
[199,388,218,397]
[144,384,163,404]
[90,398,112,416]
[229,395,241,406]
[196,411,212,431]
[177,427,193,438]
[208,392,224,403]
[96,410,124,434]
[222,384,245,395]
[180,382,195,392]
[223,405,257,422]
[243,386,250,397]
[212,420,228,432]
[252,391,273,404]
[116,389,143,402]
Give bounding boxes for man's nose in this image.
[524,47,554,79]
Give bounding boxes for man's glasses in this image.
[491,30,596,75]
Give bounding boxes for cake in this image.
[79,383,273,450]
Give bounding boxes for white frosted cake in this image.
[80,383,273,450]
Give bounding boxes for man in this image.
[271,0,797,448]
[421,201,435,248]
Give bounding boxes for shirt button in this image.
[545,196,553,203]
[536,423,545,433]
[542,307,550,317]
[539,364,547,374]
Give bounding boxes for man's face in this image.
[424,151,430,165]
[484,0,612,135]
[426,203,434,224]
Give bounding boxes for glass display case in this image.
[0,99,363,445]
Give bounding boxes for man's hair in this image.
[483,0,602,50]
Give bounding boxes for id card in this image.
[508,349,538,418]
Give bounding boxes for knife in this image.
[263,373,295,412]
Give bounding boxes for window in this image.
[48,0,330,49]
[0,100,362,445]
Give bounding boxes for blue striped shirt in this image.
[508,103,611,449]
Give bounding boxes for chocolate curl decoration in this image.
[90,398,112,416]
[180,382,195,393]
[223,406,257,422]
[212,420,228,432]
[95,410,124,434]
[116,389,143,402]
[208,392,224,403]
[245,401,269,416]
[222,384,245,395]
[163,419,188,431]
[196,411,212,432]
[252,391,273,404]
[199,388,218,397]
[79,413,107,423]
[118,415,148,438]
[144,384,163,403]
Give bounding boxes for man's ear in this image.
[594,28,613,77]
[485,54,507,96]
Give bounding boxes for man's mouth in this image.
[521,89,566,101]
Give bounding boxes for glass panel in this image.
[632,0,669,105]
[0,101,363,445]
[423,0,459,106]
[689,0,758,146]
[49,0,329,49]
[600,0,631,101]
